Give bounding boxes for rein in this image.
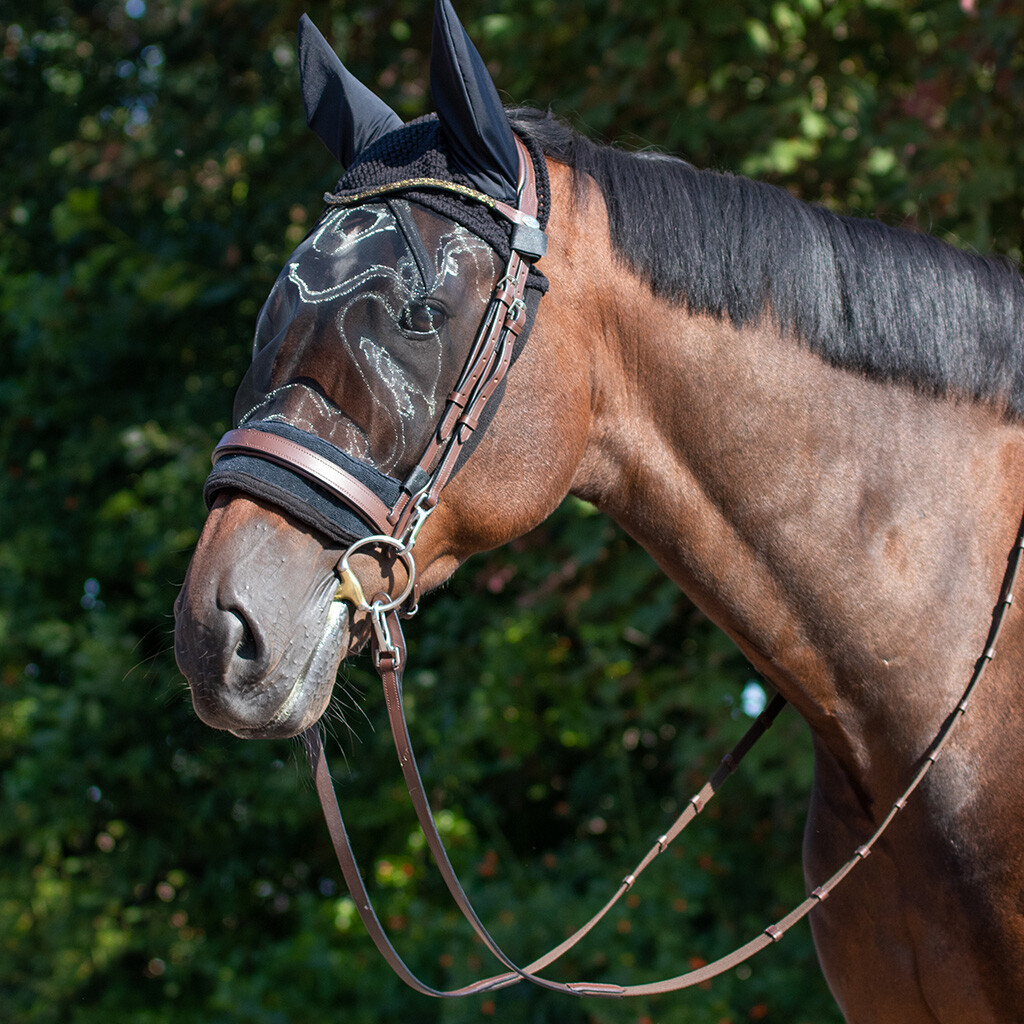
[208,138,1024,997]
[304,497,1023,997]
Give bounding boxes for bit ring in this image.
[335,534,417,614]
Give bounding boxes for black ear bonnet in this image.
[333,115,550,294]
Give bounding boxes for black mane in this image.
[512,109,1024,419]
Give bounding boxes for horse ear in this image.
[298,14,403,166]
[430,0,519,202]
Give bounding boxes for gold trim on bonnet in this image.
[324,178,501,210]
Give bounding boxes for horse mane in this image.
[511,108,1024,420]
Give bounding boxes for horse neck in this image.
[561,213,1024,789]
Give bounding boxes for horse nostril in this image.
[227,608,262,664]
[234,616,259,662]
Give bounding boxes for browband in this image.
[325,175,548,261]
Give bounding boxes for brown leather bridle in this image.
[208,138,1024,998]
[212,135,545,555]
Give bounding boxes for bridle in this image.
[207,137,1024,998]
[209,135,546,556]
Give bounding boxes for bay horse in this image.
[174,4,1024,1020]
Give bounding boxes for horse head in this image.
[174,2,592,738]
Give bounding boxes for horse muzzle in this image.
[173,494,358,738]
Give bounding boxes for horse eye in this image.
[399,300,448,336]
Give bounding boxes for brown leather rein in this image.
[210,140,1024,998]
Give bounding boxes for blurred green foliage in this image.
[1,1,1021,1021]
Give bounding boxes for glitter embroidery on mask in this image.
[359,335,433,418]
[242,203,501,474]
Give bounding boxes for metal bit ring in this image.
[335,534,417,614]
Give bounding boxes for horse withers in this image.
[174,4,1024,1020]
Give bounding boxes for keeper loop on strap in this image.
[567,982,625,997]
[510,220,548,261]
[402,465,431,497]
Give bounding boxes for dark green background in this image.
[2,1,1021,1021]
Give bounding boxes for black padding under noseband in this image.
[204,420,403,543]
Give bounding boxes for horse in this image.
[173,3,1024,1020]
